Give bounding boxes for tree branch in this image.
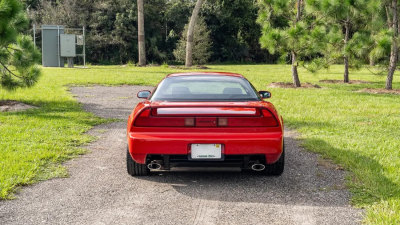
[302,58,337,72]
[6,46,21,51]
[0,61,23,79]
[365,65,386,75]
[300,14,327,32]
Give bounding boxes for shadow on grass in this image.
[302,137,400,206]
[3,99,105,127]
[318,82,385,91]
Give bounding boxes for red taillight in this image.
[134,107,278,127]
[261,108,279,126]
[218,108,278,127]
[135,108,195,127]
[139,108,151,117]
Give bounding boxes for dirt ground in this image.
[267,82,321,89]
[356,88,400,95]
[319,80,371,84]
[0,100,37,112]
[0,86,363,225]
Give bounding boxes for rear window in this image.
[150,75,261,101]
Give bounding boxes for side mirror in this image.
[137,90,151,99]
[258,91,271,99]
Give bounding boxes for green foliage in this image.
[307,0,381,71]
[257,0,327,71]
[173,17,212,65]
[0,0,41,91]
[368,28,396,71]
[202,0,270,62]
[161,61,169,68]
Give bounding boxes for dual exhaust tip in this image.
[148,162,265,171]
[147,163,162,170]
[251,164,265,171]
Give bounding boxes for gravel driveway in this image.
[0,86,363,225]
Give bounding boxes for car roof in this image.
[166,72,244,78]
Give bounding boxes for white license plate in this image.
[191,144,222,159]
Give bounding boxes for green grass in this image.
[0,64,399,223]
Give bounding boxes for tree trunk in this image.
[386,6,392,28]
[387,0,398,90]
[290,0,302,88]
[343,20,350,83]
[137,0,146,67]
[369,59,375,66]
[185,0,204,67]
[292,51,301,87]
[296,0,302,20]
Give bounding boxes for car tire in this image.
[263,142,285,176]
[127,145,149,176]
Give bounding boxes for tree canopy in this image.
[0,0,41,91]
[257,0,327,87]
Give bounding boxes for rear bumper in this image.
[128,132,283,165]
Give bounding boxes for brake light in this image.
[134,108,195,127]
[261,108,279,126]
[139,108,151,117]
[217,108,278,127]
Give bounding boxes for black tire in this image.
[127,145,149,176]
[263,143,285,176]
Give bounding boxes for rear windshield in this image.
[150,75,261,101]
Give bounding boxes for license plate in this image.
[191,144,221,159]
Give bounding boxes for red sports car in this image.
[126,72,284,176]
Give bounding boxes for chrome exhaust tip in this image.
[147,163,162,170]
[251,164,265,171]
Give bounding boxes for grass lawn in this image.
[0,64,399,223]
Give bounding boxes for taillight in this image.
[218,108,278,127]
[261,108,279,126]
[134,108,195,127]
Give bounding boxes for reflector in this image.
[185,118,195,126]
[218,118,228,126]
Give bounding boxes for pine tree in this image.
[0,0,41,91]
[174,17,212,65]
[257,0,326,87]
[308,0,380,83]
[384,0,398,90]
[362,0,398,90]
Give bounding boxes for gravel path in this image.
[0,86,363,225]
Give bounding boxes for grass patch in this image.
[0,65,399,223]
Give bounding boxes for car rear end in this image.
[128,103,283,169]
[126,73,284,175]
